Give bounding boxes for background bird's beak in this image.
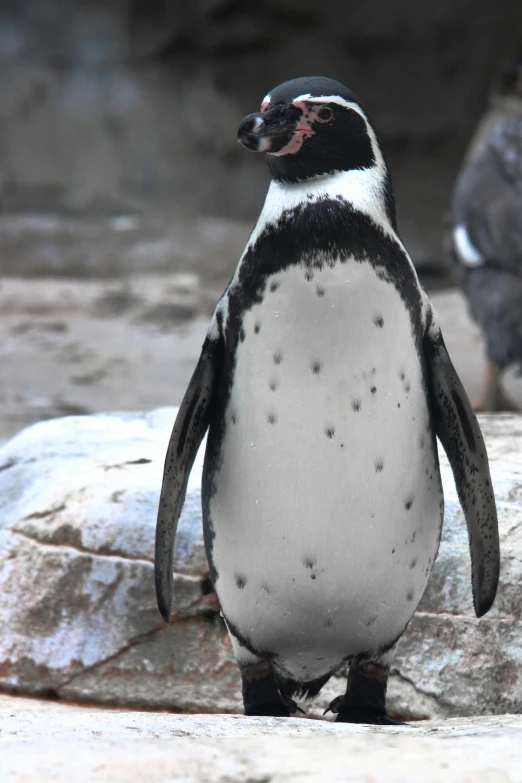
[237,105,301,153]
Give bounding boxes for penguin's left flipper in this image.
[155,332,224,622]
[423,307,500,617]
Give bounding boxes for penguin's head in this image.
[237,76,380,184]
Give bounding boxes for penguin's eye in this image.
[316,106,333,123]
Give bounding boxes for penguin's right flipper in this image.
[155,331,224,622]
[423,307,500,618]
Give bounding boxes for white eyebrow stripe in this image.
[261,93,271,110]
[293,94,363,113]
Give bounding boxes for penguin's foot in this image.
[245,702,292,717]
[337,708,405,725]
[324,696,404,724]
[335,705,405,726]
[245,697,304,718]
[240,660,304,718]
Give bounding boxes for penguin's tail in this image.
[276,671,333,701]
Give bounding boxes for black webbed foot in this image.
[241,661,305,718]
[336,705,406,725]
[328,658,408,725]
[245,702,292,717]
[245,697,305,717]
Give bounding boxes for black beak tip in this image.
[237,112,264,150]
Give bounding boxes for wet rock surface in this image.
[1,699,522,782]
[0,406,520,719]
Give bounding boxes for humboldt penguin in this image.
[156,76,499,723]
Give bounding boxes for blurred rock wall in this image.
[0,0,520,230]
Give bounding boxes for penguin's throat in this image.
[255,167,394,241]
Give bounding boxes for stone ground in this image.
[1,273,522,444]
[1,696,521,782]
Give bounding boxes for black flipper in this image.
[155,332,223,622]
[423,308,500,617]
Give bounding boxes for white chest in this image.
[207,257,442,678]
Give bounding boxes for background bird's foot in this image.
[335,706,406,725]
[473,391,520,412]
[473,359,520,412]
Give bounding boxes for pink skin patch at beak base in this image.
[271,101,324,156]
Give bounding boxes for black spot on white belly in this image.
[419,434,425,449]
[400,371,405,381]
[254,321,261,334]
[406,588,414,602]
[240,327,246,342]
[405,496,414,511]
[404,380,411,393]
[269,280,280,293]
[311,359,323,374]
[323,617,333,628]
[231,411,238,425]
[305,270,314,282]
[371,386,377,394]
[374,316,384,328]
[375,459,384,473]
[303,556,317,569]
[269,377,279,391]
[267,411,278,425]
[325,425,335,439]
[352,398,361,412]
[366,615,377,627]
[273,351,283,365]
[316,285,325,297]
[410,558,417,569]
[235,574,247,589]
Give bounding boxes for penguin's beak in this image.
[237,104,301,153]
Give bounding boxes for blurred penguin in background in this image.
[446,56,522,411]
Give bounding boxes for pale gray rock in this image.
[0,409,240,710]
[0,409,521,720]
[1,699,522,783]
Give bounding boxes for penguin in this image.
[155,77,500,724]
[446,58,522,411]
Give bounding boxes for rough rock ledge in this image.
[1,697,522,783]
